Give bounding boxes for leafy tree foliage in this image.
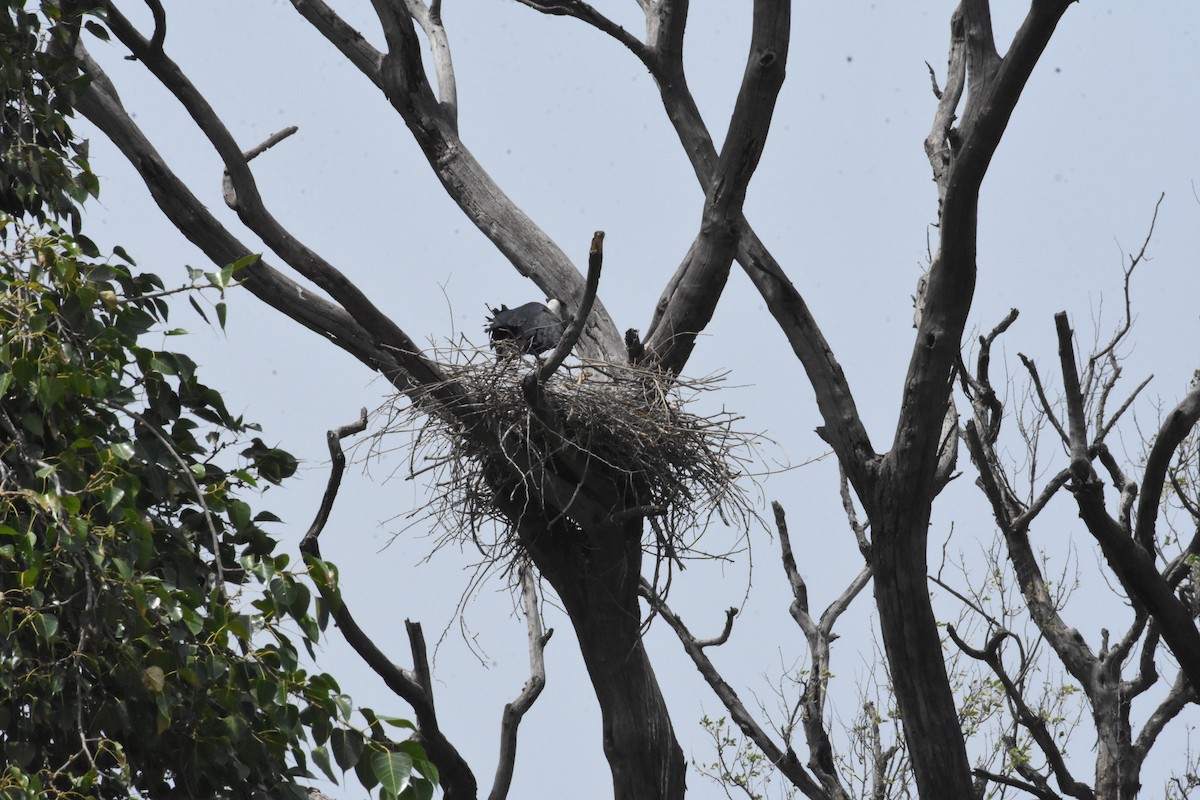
[0,2,99,229]
[0,7,438,797]
[0,217,437,800]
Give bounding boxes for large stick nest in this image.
[375,346,761,563]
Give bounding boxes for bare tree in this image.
[50,1,1198,798]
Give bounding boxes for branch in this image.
[537,231,603,381]
[1135,382,1200,550]
[108,3,453,384]
[639,579,830,800]
[774,502,864,796]
[960,307,1018,444]
[643,0,790,375]
[630,0,876,491]
[946,627,1095,800]
[360,0,625,359]
[512,0,649,61]
[300,410,478,799]
[923,5,966,202]
[963,421,1099,689]
[72,44,406,383]
[93,6,465,408]
[839,466,872,557]
[404,0,458,129]
[1083,194,1164,400]
[1055,313,1090,479]
[1122,621,1160,699]
[1055,313,1200,689]
[972,767,1060,800]
[1018,353,1070,449]
[242,125,298,161]
[489,565,551,800]
[289,0,385,83]
[1132,670,1198,767]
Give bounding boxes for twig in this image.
[511,0,649,61]
[488,564,551,800]
[244,125,298,162]
[1018,353,1070,449]
[773,501,863,795]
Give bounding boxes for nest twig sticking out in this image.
[374,343,760,567]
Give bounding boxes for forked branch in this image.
[946,626,1095,800]
[300,410,478,799]
[1055,313,1200,689]
[639,579,830,800]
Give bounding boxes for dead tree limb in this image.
[299,410,478,800]
[488,565,551,800]
[538,231,604,381]
[1054,312,1200,688]
[639,579,831,800]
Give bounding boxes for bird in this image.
[485,299,565,356]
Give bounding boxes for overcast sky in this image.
[79,2,1200,797]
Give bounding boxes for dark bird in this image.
[486,299,565,356]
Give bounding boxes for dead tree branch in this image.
[403,0,458,129]
[488,565,552,800]
[538,231,604,381]
[299,409,478,800]
[1055,312,1200,689]
[643,0,790,375]
[639,579,831,800]
[774,501,867,798]
[947,626,1095,800]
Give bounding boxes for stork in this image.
[485,299,565,356]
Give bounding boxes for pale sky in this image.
[80,2,1200,797]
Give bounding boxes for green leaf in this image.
[377,715,417,731]
[189,294,210,324]
[371,751,413,800]
[226,252,261,275]
[103,484,126,511]
[84,20,110,41]
[112,244,136,265]
[32,612,59,640]
[312,744,338,783]
[396,739,437,786]
[355,754,380,792]
[331,727,364,771]
[109,441,135,460]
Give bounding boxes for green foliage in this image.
[695,715,780,800]
[0,217,430,799]
[0,2,100,229]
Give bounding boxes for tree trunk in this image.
[520,516,686,800]
[1093,673,1140,799]
[871,481,976,799]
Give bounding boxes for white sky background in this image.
[78,1,1200,797]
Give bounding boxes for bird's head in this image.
[546,298,563,317]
